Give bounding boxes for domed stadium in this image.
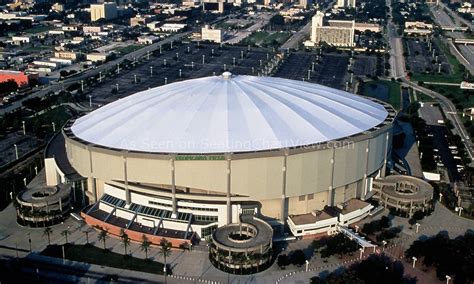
[44,72,395,247]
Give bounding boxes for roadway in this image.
[429,4,474,75]
[281,18,312,49]
[0,32,191,115]
[224,12,275,44]
[386,0,474,162]
[281,1,335,50]
[437,2,473,31]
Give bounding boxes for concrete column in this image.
[72,181,77,202]
[327,148,336,206]
[226,157,232,225]
[88,147,96,202]
[381,132,390,178]
[123,155,131,207]
[90,177,97,203]
[361,142,370,199]
[281,151,288,224]
[171,157,177,218]
[81,179,86,206]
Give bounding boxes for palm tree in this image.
[179,242,189,251]
[158,239,172,276]
[61,226,71,244]
[43,227,53,245]
[120,229,130,256]
[97,228,108,250]
[140,235,152,260]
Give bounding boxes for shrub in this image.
[277,254,290,268]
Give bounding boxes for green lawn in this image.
[41,244,166,275]
[427,84,474,110]
[24,26,53,34]
[362,80,401,110]
[245,31,290,47]
[24,46,51,52]
[116,45,144,55]
[25,106,73,133]
[410,38,467,84]
[412,90,434,102]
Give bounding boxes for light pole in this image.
[52,122,56,132]
[412,256,417,268]
[22,121,25,135]
[28,233,31,252]
[13,144,18,160]
[439,193,443,203]
[354,225,359,233]
[446,275,451,284]
[88,95,92,108]
[382,240,387,252]
[415,223,420,233]
[455,206,463,216]
[305,259,309,272]
[359,247,364,260]
[81,80,84,92]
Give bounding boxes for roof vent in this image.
[222,71,232,80]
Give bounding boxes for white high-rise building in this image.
[300,0,311,9]
[337,0,356,8]
[90,2,117,22]
[311,11,355,47]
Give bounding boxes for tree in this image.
[158,239,172,275]
[140,235,152,260]
[43,227,53,245]
[61,227,71,244]
[120,229,130,256]
[290,250,306,267]
[179,242,189,251]
[0,80,18,95]
[412,210,425,221]
[277,254,290,268]
[270,15,285,26]
[97,228,109,250]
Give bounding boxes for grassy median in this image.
[41,244,166,275]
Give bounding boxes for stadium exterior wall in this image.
[63,118,392,221]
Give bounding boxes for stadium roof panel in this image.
[71,73,388,154]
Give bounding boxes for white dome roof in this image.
[71,74,388,154]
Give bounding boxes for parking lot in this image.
[0,132,43,167]
[405,38,452,75]
[419,102,462,181]
[273,52,349,90]
[85,42,275,105]
[352,55,380,78]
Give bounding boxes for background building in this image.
[0,70,38,87]
[201,25,224,43]
[337,0,356,8]
[311,12,355,47]
[90,2,117,22]
[299,0,311,9]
